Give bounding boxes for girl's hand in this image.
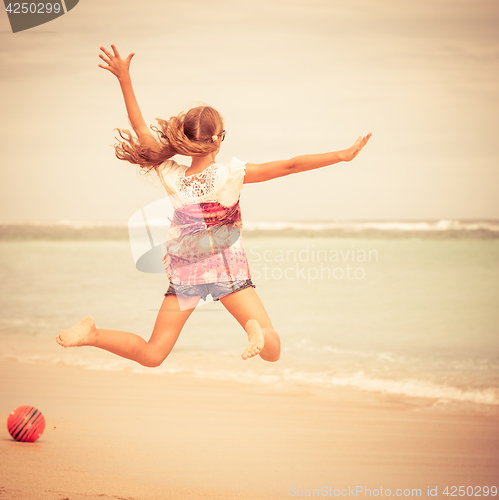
[340,133,372,162]
[98,44,135,81]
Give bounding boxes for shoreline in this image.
[0,352,499,419]
[1,358,498,499]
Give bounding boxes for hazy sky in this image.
[0,0,498,222]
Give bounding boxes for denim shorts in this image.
[165,279,255,302]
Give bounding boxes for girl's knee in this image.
[260,329,281,362]
[260,350,280,362]
[141,345,170,368]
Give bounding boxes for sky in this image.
[0,0,498,223]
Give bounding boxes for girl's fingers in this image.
[100,46,113,58]
[99,45,133,68]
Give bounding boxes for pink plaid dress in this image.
[158,158,251,285]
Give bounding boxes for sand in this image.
[1,358,498,500]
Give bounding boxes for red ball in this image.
[7,405,46,443]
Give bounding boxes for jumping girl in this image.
[56,44,371,366]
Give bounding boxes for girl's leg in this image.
[219,287,281,362]
[56,294,200,367]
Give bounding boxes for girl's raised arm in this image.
[244,133,372,184]
[98,44,160,151]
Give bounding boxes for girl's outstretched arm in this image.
[244,133,372,184]
[98,44,160,151]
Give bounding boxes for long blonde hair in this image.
[114,106,224,172]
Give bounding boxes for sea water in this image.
[0,221,498,413]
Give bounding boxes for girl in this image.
[56,45,371,366]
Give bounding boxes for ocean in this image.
[1,219,498,414]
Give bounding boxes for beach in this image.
[1,0,498,494]
[1,224,498,498]
[1,358,498,500]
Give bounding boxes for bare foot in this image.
[56,317,96,348]
[241,319,265,360]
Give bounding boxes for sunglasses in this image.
[219,130,226,142]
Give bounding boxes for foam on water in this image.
[243,219,499,234]
[4,349,497,408]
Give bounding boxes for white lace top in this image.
[158,157,247,208]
